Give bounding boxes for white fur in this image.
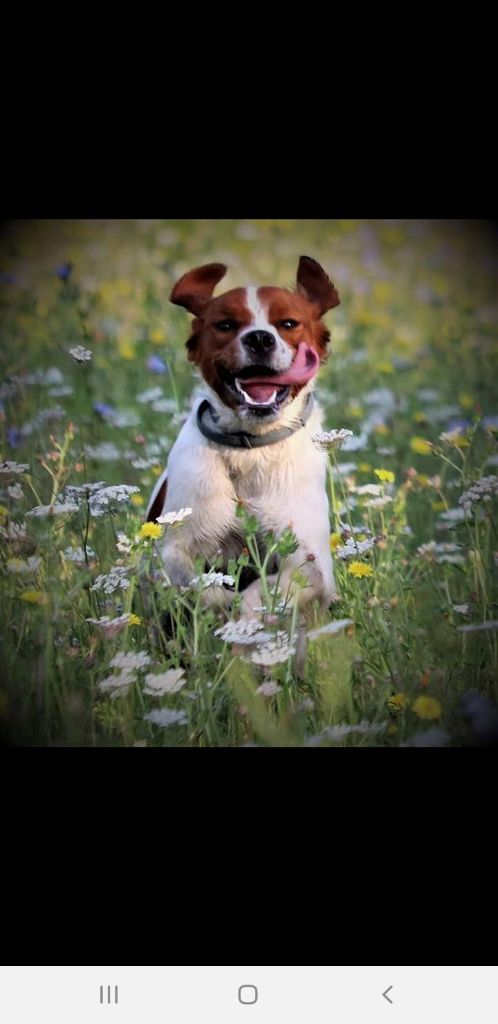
[150,381,336,615]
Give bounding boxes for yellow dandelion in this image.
[131,494,144,507]
[330,532,342,551]
[138,522,163,540]
[416,474,429,487]
[20,590,49,605]
[376,361,395,374]
[150,328,166,345]
[387,693,407,711]
[412,696,442,720]
[458,393,474,409]
[374,468,395,483]
[151,465,162,477]
[410,436,433,455]
[118,339,136,360]
[348,561,374,579]
[128,613,142,625]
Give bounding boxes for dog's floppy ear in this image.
[170,263,227,316]
[296,256,340,315]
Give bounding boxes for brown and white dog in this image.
[147,256,340,618]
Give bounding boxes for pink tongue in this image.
[241,342,320,402]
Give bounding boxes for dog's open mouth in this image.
[219,342,320,414]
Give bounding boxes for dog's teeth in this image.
[235,381,277,407]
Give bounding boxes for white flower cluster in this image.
[350,483,383,497]
[62,482,140,517]
[190,571,235,589]
[311,429,354,451]
[63,545,95,565]
[307,720,387,745]
[144,708,188,727]
[0,460,29,475]
[91,565,130,593]
[156,508,192,526]
[98,650,152,698]
[256,681,282,697]
[459,475,498,515]
[249,632,296,666]
[334,537,376,560]
[85,442,121,462]
[416,541,465,565]
[69,345,92,363]
[116,532,133,555]
[143,668,186,696]
[86,614,134,635]
[214,619,271,645]
[26,500,79,518]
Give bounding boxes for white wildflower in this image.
[69,345,92,363]
[214,619,271,644]
[452,604,470,615]
[0,460,29,475]
[143,668,186,695]
[131,457,161,470]
[417,540,465,565]
[332,462,357,477]
[136,386,164,404]
[26,501,79,518]
[6,556,42,574]
[98,668,135,698]
[457,620,498,633]
[256,681,282,697]
[334,537,376,560]
[20,406,64,437]
[351,483,384,497]
[144,708,188,727]
[88,484,140,516]
[307,721,387,745]
[0,520,28,544]
[116,532,133,555]
[459,476,498,516]
[156,508,192,526]
[7,483,23,500]
[190,571,235,589]
[85,442,121,461]
[63,545,95,565]
[440,507,471,524]
[363,495,393,509]
[311,429,354,451]
[90,566,130,593]
[86,614,134,636]
[151,398,177,413]
[307,618,354,640]
[110,650,151,671]
[250,632,296,666]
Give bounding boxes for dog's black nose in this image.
[242,330,275,356]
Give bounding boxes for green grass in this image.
[1,218,498,746]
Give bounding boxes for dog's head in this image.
[170,256,340,420]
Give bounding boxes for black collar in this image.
[196,393,314,448]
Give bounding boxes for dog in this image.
[146,256,340,619]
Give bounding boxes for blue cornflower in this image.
[147,354,168,375]
[93,401,116,421]
[56,262,73,280]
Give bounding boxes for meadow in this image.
[1,218,498,747]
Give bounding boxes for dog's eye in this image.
[279,319,299,329]
[215,320,238,332]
